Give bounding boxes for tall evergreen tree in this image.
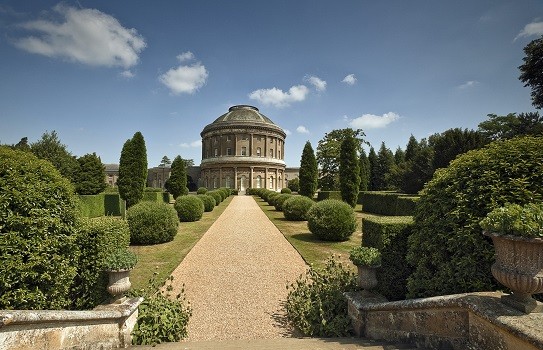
[75,153,106,195]
[165,155,188,198]
[118,132,148,207]
[299,141,318,198]
[358,149,370,191]
[339,134,361,207]
[400,138,434,194]
[374,142,395,190]
[404,135,420,162]
[368,147,378,191]
[394,146,406,165]
[429,128,487,170]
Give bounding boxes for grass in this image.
[254,196,364,271]
[129,196,233,291]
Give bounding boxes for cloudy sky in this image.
[0,1,541,167]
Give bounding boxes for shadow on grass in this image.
[291,232,326,243]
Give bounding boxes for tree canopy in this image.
[30,130,79,183]
[519,35,543,109]
[477,112,543,141]
[75,153,106,195]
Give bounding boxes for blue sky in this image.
[1,1,541,168]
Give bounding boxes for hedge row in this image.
[360,192,418,216]
[142,191,170,203]
[361,216,414,301]
[316,191,342,201]
[78,193,126,217]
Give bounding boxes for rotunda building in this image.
[200,105,286,191]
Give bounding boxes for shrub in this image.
[127,201,179,244]
[307,199,357,241]
[349,247,381,267]
[267,192,281,206]
[260,189,274,202]
[231,189,239,195]
[480,203,543,238]
[281,188,292,194]
[197,194,216,212]
[174,195,205,222]
[142,191,164,202]
[207,190,222,205]
[104,248,138,271]
[245,188,256,195]
[360,192,418,216]
[316,191,342,201]
[219,187,231,198]
[78,194,105,218]
[274,194,293,211]
[0,147,78,310]
[285,257,358,337]
[407,137,543,299]
[196,187,208,194]
[131,273,192,345]
[287,177,300,192]
[73,217,131,309]
[283,196,315,221]
[362,216,413,301]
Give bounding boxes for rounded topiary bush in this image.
[281,188,292,194]
[407,137,543,299]
[197,194,216,212]
[283,196,315,221]
[274,194,293,211]
[127,201,179,245]
[207,190,222,205]
[261,189,273,201]
[0,147,78,310]
[175,195,205,222]
[268,192,280,206]
[196,187,208,195]
[307,199,357,241]
[219,187,230,198]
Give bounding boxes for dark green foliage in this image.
[399,139,434,194]
[197,194,216,212]
[429,128,487,170]
[362,216,413,301]
[174,195,204,222]
[131,274,192,345]
[360,192,418,216]
[339,134,361,207]
[287,177,300,192]
[373,142,395,190]
[260,189,274,202]
[274,194,293,211]
[75,153,106,195]
[358,149,370,191]
[519,35,543,109]
[196,187,208,194]
[231,189,239,195]
[307,199,357,241]
[128,201,179,244]
[285,257,358,337]
[267,192,281,206]
[281,188,292,194]
[118,132,148,208]
[0,147,78,310]
[299,141,319,197]
[367,147,378,190]
[13,137,31,152]
[283,196,315,221]
[478,113,543,141]
[394,147,405,165]
[407,137,543,298]
[218,187,231,200]
[207,190,222,205]
[104,193,124,216]
[316,191,342,201]
[78,194,105,218]
[165,156,188,198]
[142,191,167,203]
[30,130,80,183]
[73,217,130,308]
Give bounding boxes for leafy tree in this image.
[165,155,188,198]
[287,177,300,192]
[358,149,370,191]
[477,112,543,141]
[75,153,106,195]
[158,155,171,189]
[339,134,360,207]
[316,128,366,190]
[429,128,487,170]
[14,137,31,152]
[118,132,148,207]
[31,130,79,182]
[368,147,378,191]
[374,142,395,190]
[519,35,543,109]
[299,141,318,198]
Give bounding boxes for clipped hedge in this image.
[360,192,418,216]
[104,193,125,216]
[317,191,342,201]
[281,188,292,194]
[142,191,167,203]
[128,201,179,244]
[274,194,293,211]
[78,194,105,218]
[207,191,222,205]
[307,199,357,241]
[361,216,413,301]
[267,192,281,206]
[283,196,315,221]
[73,217,131,308]
[197,194,216,212]
[175,195,205,222]
[0,147,78,310]
[407,137,543,299]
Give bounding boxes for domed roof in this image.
[211,105,276,125]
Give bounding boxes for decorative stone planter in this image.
[107,269,132,303]
[356,265,379,296]
[484,231,543,313]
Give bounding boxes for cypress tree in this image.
[75,153,106,195]
[374,142,395,190]
[165,155,188,198]
[118,132,148,207]
[299,141,318,198]
[339,134,361,207]
[368,147,378,190]
[359,149,370,191]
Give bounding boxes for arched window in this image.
[256,147,261,157]
[269,176,274,189]
[213,177,218,188]
[225,176,231,188]
[256,175,262,188]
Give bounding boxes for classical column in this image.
[219,167,223,188]
[265,167,269,190]
[234,167,238,190]
[250,166,254,188]
[250,133,253,156]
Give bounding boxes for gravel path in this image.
[169,195,308,341]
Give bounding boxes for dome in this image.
[202,105,285,137]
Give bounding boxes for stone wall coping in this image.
[0,297,143,327]
[345,291,543,348]
[201,156,286,167]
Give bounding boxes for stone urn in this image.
[356,265,380,296]
[484,231,543,313]
[107,269,132,303]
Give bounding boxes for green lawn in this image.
[254,196,364,271]
[129,196,233,291]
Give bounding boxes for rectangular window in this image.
[226,135,231,141]
[241,147,247,156]
[226,148,232,156]
[214,148,218,157]
[270,148,274,158]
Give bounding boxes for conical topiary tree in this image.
[339,134,360,207]
[299,141,318,198]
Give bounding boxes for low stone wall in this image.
[0,297,142,350]
[345,291,543,350]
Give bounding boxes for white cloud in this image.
[120,70,135,79]
[159,61,209,95]
[284,129,292,136]
[180,140,201,148]
[177,51,195,62]
[305,75,327,92]
[458,80,479,89]
[296,125,310,134]
[515,21,543,41]
[14,4,146,68]
[248,85,309,108]
[342,74,357,85]
[348,112,400,129]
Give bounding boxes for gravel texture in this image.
[169,195,308,341]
